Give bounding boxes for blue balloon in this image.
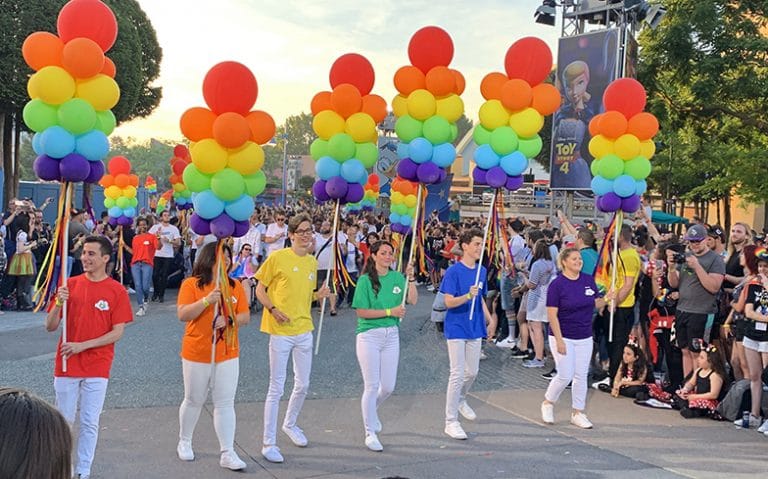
[591,176,614,196]
[193,190,225,220]
[613,175,636,198]
[499,151,528,176]
[176,197,187,205]
[315,156,341,181]
[397,142,410,160]
[389,213,400,224]
[41,126,76,159]
[123,207,136,218]
[225,194,255,222]
[108,206,122,218]
[32,133,44,155]
[409,137,433,164]
[474,144,500,170]
[75,130,109,162]
[400,215,412,227]
[432,142,456,168]
[635,179,648,196]
[340,159,366,184]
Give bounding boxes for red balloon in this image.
[408,26,454,74]
[174,144,190,159]
[108,156,131,176]
[504,37,553,86]
[329,53,375,96]
[57,0,118,52]
[203,62,258,115]
[172,160,187,176]
[603,78,647,119]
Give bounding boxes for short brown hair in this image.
[459,228,483,248]
[288,213,312,234]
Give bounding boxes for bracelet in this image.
[268,305,276,313]
[466,293,472,300]
[202,297,210,308]
[386,308,391,316]
[55,297,63,307]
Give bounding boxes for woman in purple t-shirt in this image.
[541,248,612,429]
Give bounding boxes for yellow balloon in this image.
[172,183,185,192]
[406,89,436,121]
[614,134,641,160]
[639,139,656,159]
[589,135,615,158]
[391,191,403,203]
[313,110,345,140]
[123,185,137,198]
[227,141,264,175]
[75,74,120,111]
[345,112,376,143]
[191,139,228,174]
[436,94,464,123]
[404,194,417,208]
[478,100,510,130]
[105,185,121,200]
[27,66,75,105]
[508,107,544,138]
[392,94,408,118]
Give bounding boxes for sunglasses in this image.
[688,238,705,244]
[276,218,285,221]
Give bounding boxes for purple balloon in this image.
[390,223,401,234]
[59,153,90,182]
[437,168,447,183]
[417,162,441,184]
[505,175,524,191]
[598,193,621,213]
[621,194,641,214]
[325,176,349,200]
[117,215,132,226]
[313,180,330,202]
[397,158,419,181]
[345,183,365,204]
[189,213,212,235]
[233,220,250,238]
[210,214,235,239]
[486,166,507,188]
[34,155,61,181]
[108,217,118,227]
[472,167,487,185]
[84,159,105,184]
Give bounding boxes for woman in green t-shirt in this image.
[352,241,418,452]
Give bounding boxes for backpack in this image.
[431,291,447,323]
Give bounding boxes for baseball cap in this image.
[70,208,84,217]
[683,224,708,242]
[707,224,725,242]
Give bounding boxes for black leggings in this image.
[617,384,648,399]
[152,256,173,300]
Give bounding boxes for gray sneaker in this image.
[523,358,545,368]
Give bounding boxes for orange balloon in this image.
[129,174,139,187]
[393,66,426,96]
[330,83,362,119]
[501,79,533,111]
[589,113,604,137]
[531,83,561,116]
[212,112,251,149]
[98,174,114,188]
[450,69,465,95]
[245,110,276,144]
[22,32,64,71]
[599,111,629,139]
[425,66,456,97]
[480,72,507,101]
[361,94,387,124]
[170,174,181,184]
[180,107,216,142]
[115,174,130,188]
[101,57,116,78]
[62,37,105,79]
[311,91,333,115]
[627,112,659,141]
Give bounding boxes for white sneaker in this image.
[479,350,488,360]
[373,418,382,433]
[261,445,284,463]
[758,420,768,434]
[495,337,517,349]
[219,450,246,470]
[570,412,593,429]
[365,433,383,452]
[126,287,136,294]
[282,425,308,447]
[444,422,468,440]
[136,306,145,317]
[541,402,554,424]
[733,414,762,428]
[458,401,477,421]
[426,284,435,292]
[176,440,194,461]
[591,377,610,390]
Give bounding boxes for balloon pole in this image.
[209,241,223,389]
[315,200,340,355]
[61,183,73,373]
[401,184,424,308]
[609,210,622,342]
[118,226,124,287]
[469,189,497,321]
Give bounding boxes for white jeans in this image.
[356,327,399,435]
[545,336,593,411]
[445,339,481,424]
[179,358,239,453]
[54,377,109,477]
[263,332,313,446]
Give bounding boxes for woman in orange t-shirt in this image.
[175,242,250,471]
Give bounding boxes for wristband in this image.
[202,297,210,308]
[269,305,276,313]
[55,297,63,307]
[466,293,472,300]
[386,308,391,316]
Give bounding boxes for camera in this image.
[673,252,687,264]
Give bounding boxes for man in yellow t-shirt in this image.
[255,213,330,464]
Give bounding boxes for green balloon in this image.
[624,156,651,180]
[116,197,130,209]
[357,142,378,168]
[95,110,116,135]
[58,98,96,135]
[182,164,212,193]
[473,125,492,145]
[244,170,266,197]
[104,197,115,208]
[392,203,407,215]
[23,99,58,133]
[423,116,451,145]
[394,115,423,142]
[518,135,543,158]
[130,198,138,207]
[327,133,356,161]
[310,138,328,161]
[181,189,193,198]
[489,126,519,156]
[598,154,624,179]
[211,168,245,201]
[407,206,416,216]
[590,158,601,177]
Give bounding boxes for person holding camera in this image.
[667,224,725,379]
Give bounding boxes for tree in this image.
[278,112,314,156]
[299,175,314,190]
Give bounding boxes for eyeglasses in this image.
[243,248,251,251]
[294,228,313,235]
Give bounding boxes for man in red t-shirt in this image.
[45,236,133,479]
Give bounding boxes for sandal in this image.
[330,309,337,316]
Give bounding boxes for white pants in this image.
[179,358,239,453]
[263,332,313,446]
[356,327,400,435]
[545,336,593,411]
[54,377,109,477]
[445,339,481,424]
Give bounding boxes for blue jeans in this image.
[131,262,153,306]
